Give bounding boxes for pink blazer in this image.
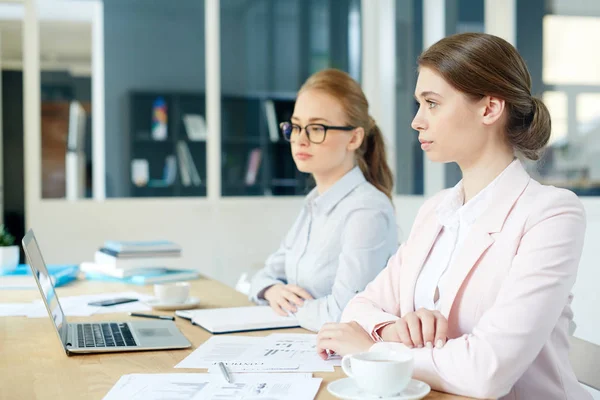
[341,160,591,400]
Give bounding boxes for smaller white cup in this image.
[154,282,190,304]
[341,350,413,397]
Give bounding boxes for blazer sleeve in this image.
[340,241,409,337]
[373,190,586,399]
[295,209,398,332]
[340,195,442,337]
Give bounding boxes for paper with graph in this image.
[102,373,321,400]
[176,333,340,372]
[234,333,341,372]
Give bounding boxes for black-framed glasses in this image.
[279,122,356,144]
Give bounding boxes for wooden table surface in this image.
[0,277,471,400]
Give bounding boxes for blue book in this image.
[84,269,199,285]
[0,264,79,288]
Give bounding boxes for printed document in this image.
[176,334,340,372]
[102,373,321,400]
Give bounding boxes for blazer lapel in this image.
[439,160,532,318]
[399,213,443,316]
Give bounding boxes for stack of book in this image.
[81,240,199,285]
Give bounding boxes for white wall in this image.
[28,196,422,285]
[28,195,599,346]
[29,198,301,285]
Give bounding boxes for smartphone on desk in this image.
[87,297,138,307]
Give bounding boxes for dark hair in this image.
[299,68,394,199]
[418,32,551,161]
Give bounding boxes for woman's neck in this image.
[459,151,515,203]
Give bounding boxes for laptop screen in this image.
[22,230,67,343]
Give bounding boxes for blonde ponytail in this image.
[356,118,393,200]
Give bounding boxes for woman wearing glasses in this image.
[249,68,399,332]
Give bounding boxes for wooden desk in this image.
[0,277,469,400]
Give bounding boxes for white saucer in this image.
[327,378,431,400]
[143,297,201,311]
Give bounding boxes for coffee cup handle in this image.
[341,355,354,378]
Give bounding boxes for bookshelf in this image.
[128,91,311,198]
[129,91,207,197]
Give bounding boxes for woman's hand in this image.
[379,308,448,349]
[316,321,375,360]
[263,284,314,316]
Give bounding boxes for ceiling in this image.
[0,20,91,75]
[0,0,597,77]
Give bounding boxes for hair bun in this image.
[520,97,551,160]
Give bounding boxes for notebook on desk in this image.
[175,306,300,334]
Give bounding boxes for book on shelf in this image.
[165,155,178,184]
[148,155,177,188]
[245,148,262,186]
[264,100,279,143]
[182,114,207,141]
[182,141,202,186]
[176,142,192,186]
[176,141,202,186]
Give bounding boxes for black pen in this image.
[129,312,175,321]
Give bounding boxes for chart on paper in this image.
[175,334,340,372]
[236,334,341,372]
[262,336,317,358]
[103,374,209,400]
[175,336,264,369]
[102,373,322,400]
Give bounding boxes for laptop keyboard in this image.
[77,323,137,348]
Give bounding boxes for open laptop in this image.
[22,229,191,355]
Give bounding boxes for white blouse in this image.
[249,167,399,332]
[413,161,515,311]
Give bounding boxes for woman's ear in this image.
[481,96,506,126]
[347,127,365,151]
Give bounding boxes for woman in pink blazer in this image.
[316,32,590,399]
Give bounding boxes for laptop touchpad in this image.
[137,328,172,337]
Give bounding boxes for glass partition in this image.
[518,0,600,195]
[38,19,93,199]
[395,0,422,194]
[103,0,206,198]
[220,0,361,196]
[395,0,484,194]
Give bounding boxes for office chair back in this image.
[569,336,600,391]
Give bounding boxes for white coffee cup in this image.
[154,282,190,304]
[341,350,414,397]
